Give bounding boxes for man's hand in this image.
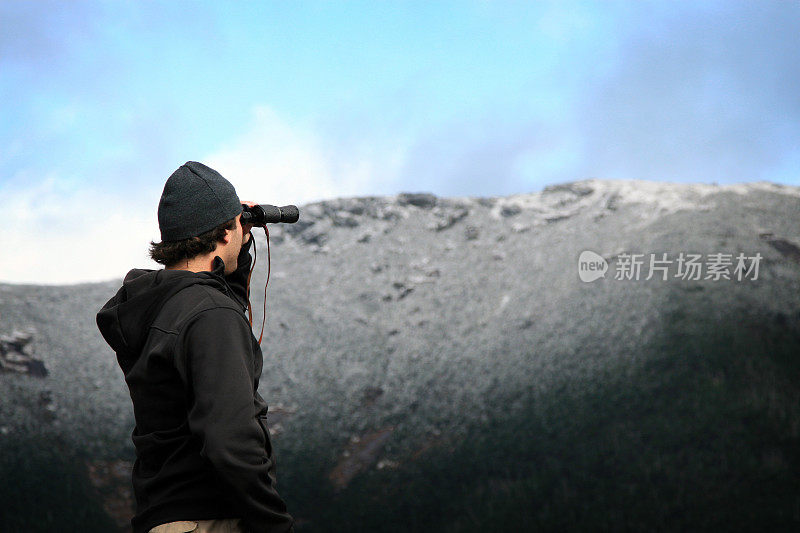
[241,200,257,244]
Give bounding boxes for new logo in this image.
[578,250,608,282]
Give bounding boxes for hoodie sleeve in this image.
[225,235,254,310]
[179,307,294,533]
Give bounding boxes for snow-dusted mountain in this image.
[1,179,799,532]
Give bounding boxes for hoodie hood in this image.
[96,256,232,359]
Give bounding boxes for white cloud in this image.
[1,105,408,285]
[205,105,405,207]
[0,172,161,285]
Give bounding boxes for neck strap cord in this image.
[245,226,271,346]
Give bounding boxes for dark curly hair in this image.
[149,217,238,267]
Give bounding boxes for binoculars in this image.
[241,204,300,226]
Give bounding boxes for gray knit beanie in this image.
[157,161,242,242]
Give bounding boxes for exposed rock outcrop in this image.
[0,330,47,377]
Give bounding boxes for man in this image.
[96,161,295,533]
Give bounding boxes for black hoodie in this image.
[96,237,294,533]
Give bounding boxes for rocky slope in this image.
[1,178,799,532]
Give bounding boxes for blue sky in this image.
[1,0,798,284]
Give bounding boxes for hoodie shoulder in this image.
[96,268,231,356]
[151,283,244,334]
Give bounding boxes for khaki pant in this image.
[148,518,244,533]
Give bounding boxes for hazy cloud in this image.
[206,106,406,206]
[575,1,800,183]
[0,2,92,64]
[387,2,800,195]
[0,171,159,285]
[396,117,559,198]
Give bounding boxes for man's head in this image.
[148,162,244,274]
